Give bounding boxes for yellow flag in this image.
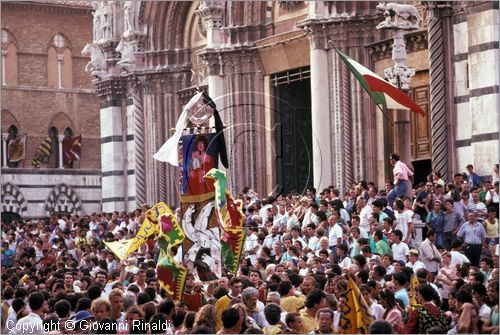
[409,274,420,307]
[103,239,134,261]
[339,273,373,334]
[125,202,168,255]
[105,202,171,260]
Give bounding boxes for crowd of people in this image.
[1,160,499,334]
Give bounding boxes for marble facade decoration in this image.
[87,1,498,211]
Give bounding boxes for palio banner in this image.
[179,133,219,199]
[178,132,222,283]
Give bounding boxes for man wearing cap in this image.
[406,249,426,274]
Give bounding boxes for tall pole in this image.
[376,3,421,164]
[387,30,414,163]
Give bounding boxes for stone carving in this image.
[81,43,107,76]
[384,65,415,90]
[376,2,422,30]
[91,1,102,42]
[278,1,302,11]
[116,39,135,70]
[101,1,114,40]
[123,1,135,33]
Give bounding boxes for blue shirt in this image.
[395,288,409,308]
[457,221,486,245]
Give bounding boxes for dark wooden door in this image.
[275,78,313,194]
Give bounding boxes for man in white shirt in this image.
[244,227,259,266]
[358,197,373,232]
[450,240,470,267]
[263,225,281,256]
[11,292,46,334]
[391,230,409,262]
[328,216,343,259]
[361,285,384,320]
[394,200,413,244]
[406,249,426,274]
[419,230,442,276]
[472,284,492,325]
[336,244,352,270]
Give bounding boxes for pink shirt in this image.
[393,161,413,184]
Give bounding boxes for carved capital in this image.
[422,1,455,18]
[199,47,259,75]
[195,2,224,31]
[95,77,126,98]
[199,50,222,76]
[384,65,416,91]
[299,21,329,50]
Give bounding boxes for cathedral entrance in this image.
[273,67,313,194]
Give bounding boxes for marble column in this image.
[99,96,125,212]
[310,33,333,191]
[57,135,65,169]
[197,1,226,112]
[2,133,8,167]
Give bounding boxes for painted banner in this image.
[7,134,26,163]
[179,133,219,197]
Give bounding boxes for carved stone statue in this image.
[81,43,107,76]
[123,1,135,33]
[92,1,102,42]
[116,39,135,70]
[376,2,422,30]
[101,1,113,40]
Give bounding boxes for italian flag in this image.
[336,49,426,116]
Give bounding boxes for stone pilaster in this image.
[126,77,147,209]
[96,78,126,212]
[425,1,453,182]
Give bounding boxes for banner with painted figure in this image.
[178,131,223,282]
[180,133,218,197]
[7,134,26,163]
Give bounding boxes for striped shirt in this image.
[457,221,486,245]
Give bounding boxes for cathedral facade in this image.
[3,1,497,218]
[88,0,499,212]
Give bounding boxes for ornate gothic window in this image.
[6,125,20,168]
[1,29,18,86]
[47,33,72,88]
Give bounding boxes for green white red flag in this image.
[336,49,426,116]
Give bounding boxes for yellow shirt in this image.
[300,309,317,334]
[280,295,305,313]
[263,324,282,335]
[215,295,232,331]
[484,218,499,238]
